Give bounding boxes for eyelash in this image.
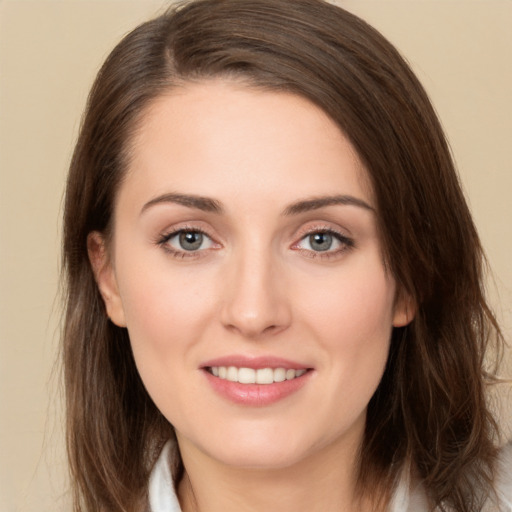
[155,226,218,259]
[155,225,354,260]
[291,227,355,260]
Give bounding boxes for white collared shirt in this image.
[148,441,512,511]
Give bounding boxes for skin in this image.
[89,80,412,512]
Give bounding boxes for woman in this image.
[62,0,511,511]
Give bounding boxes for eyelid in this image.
[292,222,352,242]
[290,223,355,258]
[155,223,222,258]
[153,221,354,260]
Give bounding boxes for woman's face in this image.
[91,80,410,470]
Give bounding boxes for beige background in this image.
[1,1,511,510]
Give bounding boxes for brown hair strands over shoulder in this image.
[62,1,505,511]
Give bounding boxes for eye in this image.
[294,230,354,255]
[302,232,336,252]
[160,229,216,253]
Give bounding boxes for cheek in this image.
[301,258,396,344]
[116,264,220,429]
[297,258,395,400]
[114,250,217,384]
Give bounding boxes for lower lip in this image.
[203,370,312,406]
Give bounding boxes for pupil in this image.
[310,232,332,251]
[179,231,203,251]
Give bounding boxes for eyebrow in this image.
[282,195,374,215]
[140,192,373,217]
[140,192,224,215]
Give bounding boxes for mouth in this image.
[201,357,313,406]
[206,366,308,384]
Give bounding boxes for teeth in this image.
[257,368,273,384]
[226,366,238,382]
[274,368,286,382]
[209,366,307,384]
[238,368,256,384]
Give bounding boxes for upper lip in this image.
[201,355,311,370]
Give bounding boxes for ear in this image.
[392,288,416,328]
[87,231,127,327]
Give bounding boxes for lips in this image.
[201,356,312,406]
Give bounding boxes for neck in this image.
[176,422,384,512]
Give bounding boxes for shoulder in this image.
[148,441,182,512]
[390,443,512,512]
[146,441,512,512]
[494,441,512,510]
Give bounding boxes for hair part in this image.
[62,1,504,510]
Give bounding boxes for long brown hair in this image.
[62,1,504,510]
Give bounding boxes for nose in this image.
[220,248,292,339]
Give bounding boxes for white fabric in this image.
[148,442,182,512]
[148,441,512,512]
[496,443,512,510]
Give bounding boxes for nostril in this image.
[262,324,279,334]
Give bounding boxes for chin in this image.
[194,423,337,471]
[210,444,307,470]
[177,421,310,470]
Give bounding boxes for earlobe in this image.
[392,290,416,328]
[87,231,127,327]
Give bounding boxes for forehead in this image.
[122,79,374,212]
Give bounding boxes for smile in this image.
[208,366,307,384]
